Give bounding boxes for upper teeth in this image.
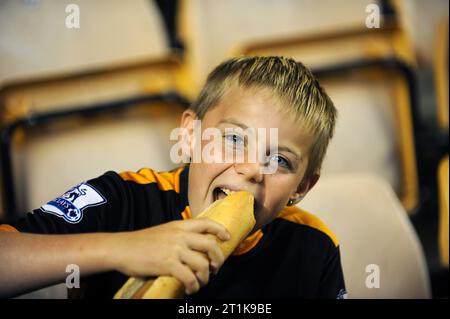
[220,187,236,196]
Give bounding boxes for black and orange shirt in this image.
[1,165,347,299]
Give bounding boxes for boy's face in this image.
[181,87,319,232]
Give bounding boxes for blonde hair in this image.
[191,56,337,181]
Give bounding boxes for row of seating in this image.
[0,0,447,298]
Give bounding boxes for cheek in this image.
[256,187,287,225]
[265,178,294,204]
[265,193,288,216]
[188,162,231,214]
[255,203,285,231]
[257,177,299,221]
[195,162,229,183]
[188,164,211,203]
[190,163,216,194]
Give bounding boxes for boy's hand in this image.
[108,219,230,294]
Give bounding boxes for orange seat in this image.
[438,155,449,267]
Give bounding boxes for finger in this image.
[179,250,210,286]
[182,219,230,241]
[184,233,225,272]
[170,262,200,295]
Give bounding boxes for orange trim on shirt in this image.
[119,166,185,193]
[278,206,339,247]
[181,206,192,220]
[232,230,264,256]
[180,205,263,256]
[233,205,340,254]
[0,224,19,232]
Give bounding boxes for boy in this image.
[0,56,346,299]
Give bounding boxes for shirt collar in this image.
[179,164,190,209]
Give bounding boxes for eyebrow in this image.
[277,145,303,164]
[218,118,304,163]
[218,118,249,130]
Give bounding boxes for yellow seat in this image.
[438,155,449,267]
[0,57,184,125]
[238,23,415,69]
[434,18,449,131]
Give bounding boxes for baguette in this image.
[114,191,255,299]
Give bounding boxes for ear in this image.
[179,109,198,161]
[288,172,320,206]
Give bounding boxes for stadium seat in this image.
[0,0,191,125]
[438,155,449,267]
[299,173,431,298]
[0,0,170,86]
[0,170,3,223]
[236,25,419,213]
[178,0,377,96]
[0,0,186,299]
[434,17,449,131]
[0,57,184,125]
[0,65,190,300]
[318,64,419,213]
[238,23,415,70]
[1,91,189,219]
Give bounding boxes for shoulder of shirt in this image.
[276,205,339,247]
[117,166,185,193]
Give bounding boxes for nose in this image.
[234,162,264,183]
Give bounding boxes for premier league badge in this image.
[40,183,106,224]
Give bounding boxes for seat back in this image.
[237,26,419,212]
[2,85,188,301]
[299,174,431,298]
[0,56,187,219]
[438,155,449,267]
[8,99,186,217]
[0,0,169,86]
[178,0,375,96]
[239,25,416,69]
[434,17,449,130]
[318,65,418,212]
[0,0,185,299]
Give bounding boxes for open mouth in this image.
[212,187,258,212]
[213,187,237,202]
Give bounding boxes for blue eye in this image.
[224,134,245,146]
[268,154,291,169]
